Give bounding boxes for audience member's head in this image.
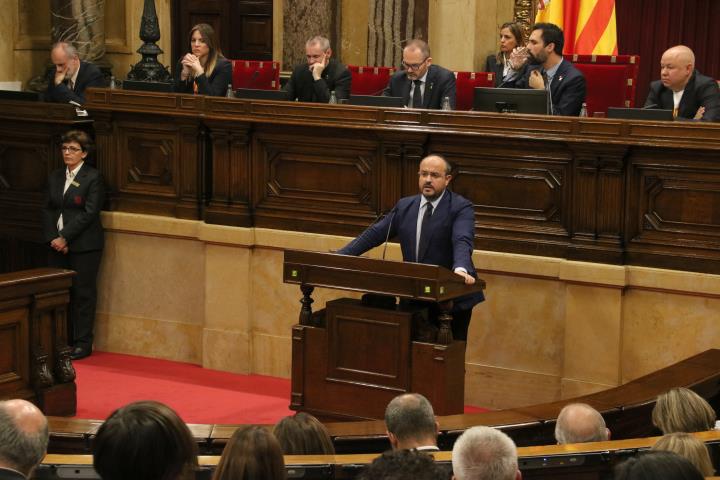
[358,449,447,480]
[93,401,198,480]
[50,42,81,80]
[652,387,716,434]
[0,399,49,478]
[527,22,564,66]
[273,412,335,455]
[402,39,432,81]
[613,450,704,480]
[652,432,715,477]
[554,403,610,444]
[451,426,521,480]
[384,393,438,450]
[213,425,285,480]
[305,35,332,66]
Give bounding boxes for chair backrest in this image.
[348,65,396,96]
[231,60,280,90]
[570,54,640,116]
[454,71,495,111]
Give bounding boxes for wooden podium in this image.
[283,249,485,421]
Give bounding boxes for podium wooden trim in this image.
[283,249,485,420]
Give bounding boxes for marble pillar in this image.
[282,0,337,69]
[51,0,106,62]
[367,0,428,68]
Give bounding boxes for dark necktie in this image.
[412,79,423,108]
[417,202,433,261]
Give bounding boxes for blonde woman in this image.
[652,387,716,434]
[652,432,715,477]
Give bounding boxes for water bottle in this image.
[329,90,337,104]
[580,102,588,117]
[441,96,451,111]
[226,84,234,98]
[109,76,116,89]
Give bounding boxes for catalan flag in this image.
[535,0,618,55]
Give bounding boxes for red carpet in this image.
[73,351,487,423]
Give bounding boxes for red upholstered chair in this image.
[348,65,396,96]
[570,54,639,115]
[231,60,281,90]
[454,71,495,111]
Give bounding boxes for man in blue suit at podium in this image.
[338,154,484,341]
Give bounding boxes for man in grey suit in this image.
[0,400,49,480]
[384,39,456,110]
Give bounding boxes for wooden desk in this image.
[87,89,720,274]
[2,91,720,273]
[0,268,77,415]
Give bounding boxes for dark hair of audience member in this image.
[652,387,717,434]
[212,425,286,480]
[495,22,524,64]
[92,400,198,480]
[652,432,715,477]
[357,449,448,480]
[613,450,704,480]
[272,412,335,455]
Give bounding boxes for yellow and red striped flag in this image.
[535,0,617,55]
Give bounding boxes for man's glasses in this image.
[60,146,82,153]
[402,58,428,71]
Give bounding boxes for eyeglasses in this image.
[60,146,82,153]
[402,58,428,71]
[418,170,445,179]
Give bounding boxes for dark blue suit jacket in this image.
[45,61,105,105]
[338,190,484,310]
[514,59,586,116]
[383,64,457,109]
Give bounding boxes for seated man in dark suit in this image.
[284,35,351,103]
[338,154,484,341]
[644,45,719,122]
[384,39,456,109]
[510,23,586,116]
[45,42,105,105]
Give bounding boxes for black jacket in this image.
[43,163,105,252]
[645,70,720,122]
[383,64,457,109]
[45,61,105,105]
[284,59,351,103]
[175,57,233,97]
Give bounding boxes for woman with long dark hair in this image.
[175,23,232,96]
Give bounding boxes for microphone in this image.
[381,208,397,260]
[250,70,260,88]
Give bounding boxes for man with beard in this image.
[384,39,456,109]
[644,45,719,122]
[284,35,351,103]
[509,23,586,116]
[45,42,105,105]
[338,154,483,341]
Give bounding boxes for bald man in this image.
[644,45,719,122]
[554,403,610,445]
[0,400,49,480]
[385,393,439,451]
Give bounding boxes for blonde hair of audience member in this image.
[93,401,198,480]
[652,387,716,434]
[495,22,524,65]
[273,412,335,455]
[213,425,286,480]
[451,426,521,480]
[554,403,610,444]
[652,432,715,477]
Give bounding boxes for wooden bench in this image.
[47,349,720,455]
[36,430,720,480]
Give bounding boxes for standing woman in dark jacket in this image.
[43,130,105,360]
[175,23,232,97]
[485,22,525,87]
